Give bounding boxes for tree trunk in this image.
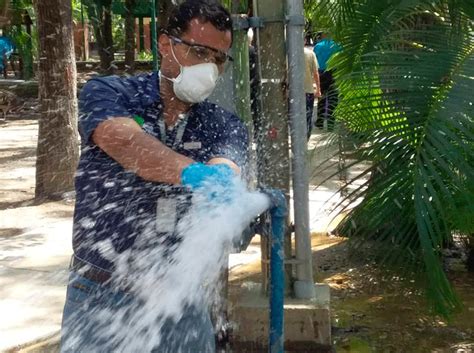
[157,0,174,34]
[87,0,114,74]
[101,0,114,73]
[124,0,136,73]
[34,0,79,200]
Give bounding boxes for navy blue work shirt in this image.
[73,72,248,272]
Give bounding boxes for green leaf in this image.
[311,0,473,317]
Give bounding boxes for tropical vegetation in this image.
[305,0,473,317]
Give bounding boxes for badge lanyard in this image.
[156,113,189,232]
[158,113,188,150]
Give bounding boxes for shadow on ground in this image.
[228,236,474,353]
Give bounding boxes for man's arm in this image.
[92,117,194,184]
[313,70,322,98]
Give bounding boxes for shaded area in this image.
[0,198,36,210]
[0,147,36,165]
[229,236,474,353]
[0,227,23,238]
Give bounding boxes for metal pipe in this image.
[268,190,287,353]
[150,0,158,72]
[286,0,315,299]
[254,0,293,297]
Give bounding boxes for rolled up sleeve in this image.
[78,74,158,144]
[79,80,133,144]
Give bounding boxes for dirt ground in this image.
[1,115,474,353]
[229,234,474,353]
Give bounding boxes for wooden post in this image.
[253,0,292,294]
[138,17,145,52]
[150,0,158,72]
[23,13,34,80]
[86,0,114,74]
[80,0,88,61]
[124,0,136,72]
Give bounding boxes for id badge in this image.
[156,198,178,233]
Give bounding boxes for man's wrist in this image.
[180,161,196,184]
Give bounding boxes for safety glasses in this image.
[169,35,233,66]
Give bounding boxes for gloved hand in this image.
[181,163,235,201]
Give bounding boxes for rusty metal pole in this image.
[253,0,292,294]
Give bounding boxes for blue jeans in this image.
[60,272,215,353]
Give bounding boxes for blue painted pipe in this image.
[266,190,287,353]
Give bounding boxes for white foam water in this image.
[64,179,269,352]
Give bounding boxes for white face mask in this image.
[161,40,219,103]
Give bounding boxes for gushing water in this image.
[62,178,269,352]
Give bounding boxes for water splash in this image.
[62,179,269,352]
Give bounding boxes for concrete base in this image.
[230,282,332,352]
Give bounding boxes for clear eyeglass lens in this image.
[190,46,210,60]
[174,37,229,66]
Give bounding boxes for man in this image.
[304,37,321,139]
[60,1,247,352]
[314,32,341,130]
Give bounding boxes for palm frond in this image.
[309,0,473,316]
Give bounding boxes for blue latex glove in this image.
[181,162,235,192]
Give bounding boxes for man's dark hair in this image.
[165,0,233,38]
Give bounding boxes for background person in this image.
[0,33,14,78]
[314,31,341,130]
[304,36,321,139]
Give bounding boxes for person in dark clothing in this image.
[314,32,341,130]
[304,37,321,139]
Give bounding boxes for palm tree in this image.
[307,0,473,316]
